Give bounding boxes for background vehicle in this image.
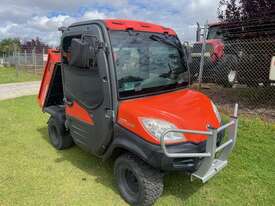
[190,16,275,87]
[38,19,238,206]
[190,23,228,86]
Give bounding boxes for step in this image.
[192,159,228,183]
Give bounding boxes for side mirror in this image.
[69,38,95,68]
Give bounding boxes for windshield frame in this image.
[108,30,190,100]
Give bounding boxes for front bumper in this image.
[108,124,209,172]
[107,123,225,173]
[146,141,206,173]
[160,104,239,183]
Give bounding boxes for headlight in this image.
[140,118,185,143]
[211,101,221,123]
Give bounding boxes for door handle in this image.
[63,98,73,107]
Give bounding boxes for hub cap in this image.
[228,70,237,83]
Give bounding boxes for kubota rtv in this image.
[38,19,239,206]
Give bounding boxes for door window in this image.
[62,35,104,109]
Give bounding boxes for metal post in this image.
[25,50,27,65]
[42,48,45,68]
[18,51,20,66]
[198,20,208,89]
[12,51,15,66]
[33,48,36,74]
[16,51,19,77]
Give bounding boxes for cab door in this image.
[61,24,113,156]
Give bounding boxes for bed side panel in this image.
[37,49,61,108]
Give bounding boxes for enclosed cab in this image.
[38,19,238,206]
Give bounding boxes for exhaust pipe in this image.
[196,22,201,42]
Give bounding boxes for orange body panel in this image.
[117,89,220,144]
[37,49,61,108]
[66,101,94,125]
[104,19,177,36]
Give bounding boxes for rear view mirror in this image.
[69,38,95,68]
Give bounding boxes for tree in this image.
[21,38,49,54]
[239,0,258,19]
[218,0,274,21]
[0,38,21,56]
[218,0,241,22]
[240,0,273,19]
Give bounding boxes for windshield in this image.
[207,26,223,40]
[109,31,189,98]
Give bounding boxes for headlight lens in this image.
[211,101,221,123]
[140,118,185,143]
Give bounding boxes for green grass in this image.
[0,96,274,206]
[0,67,41,84]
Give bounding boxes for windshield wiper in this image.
[149,35,182,52]
[120,82,188,98]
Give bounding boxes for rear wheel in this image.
[48,116,74,150]
[114,153,163,206]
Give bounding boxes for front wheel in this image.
[114,153,164,206]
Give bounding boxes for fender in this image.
[44,106,66,126]
[103,124,149,163]
[103,124,207,172]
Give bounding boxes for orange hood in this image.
[117,89,220,144]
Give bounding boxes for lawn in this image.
[0,67,41,84]
[0,96,274,206]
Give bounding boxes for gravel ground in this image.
[0,81,41,101]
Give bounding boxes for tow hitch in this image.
[160,104,238,183]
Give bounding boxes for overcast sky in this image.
[0,0,219,46]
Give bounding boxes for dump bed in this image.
[37,49,61,109]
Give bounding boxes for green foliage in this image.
[218,0,274,21]
[240,0,273,19]
[218,0,241,22]
[0,38,21,55]
[0,96,274,205]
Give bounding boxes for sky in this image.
[0,0,220,46]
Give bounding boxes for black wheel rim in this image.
[49,125,59,146]
[120,167,140,198]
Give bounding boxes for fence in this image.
[1,51,47,77]
[189,35,275,115]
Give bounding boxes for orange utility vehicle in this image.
[38,19,238,206]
